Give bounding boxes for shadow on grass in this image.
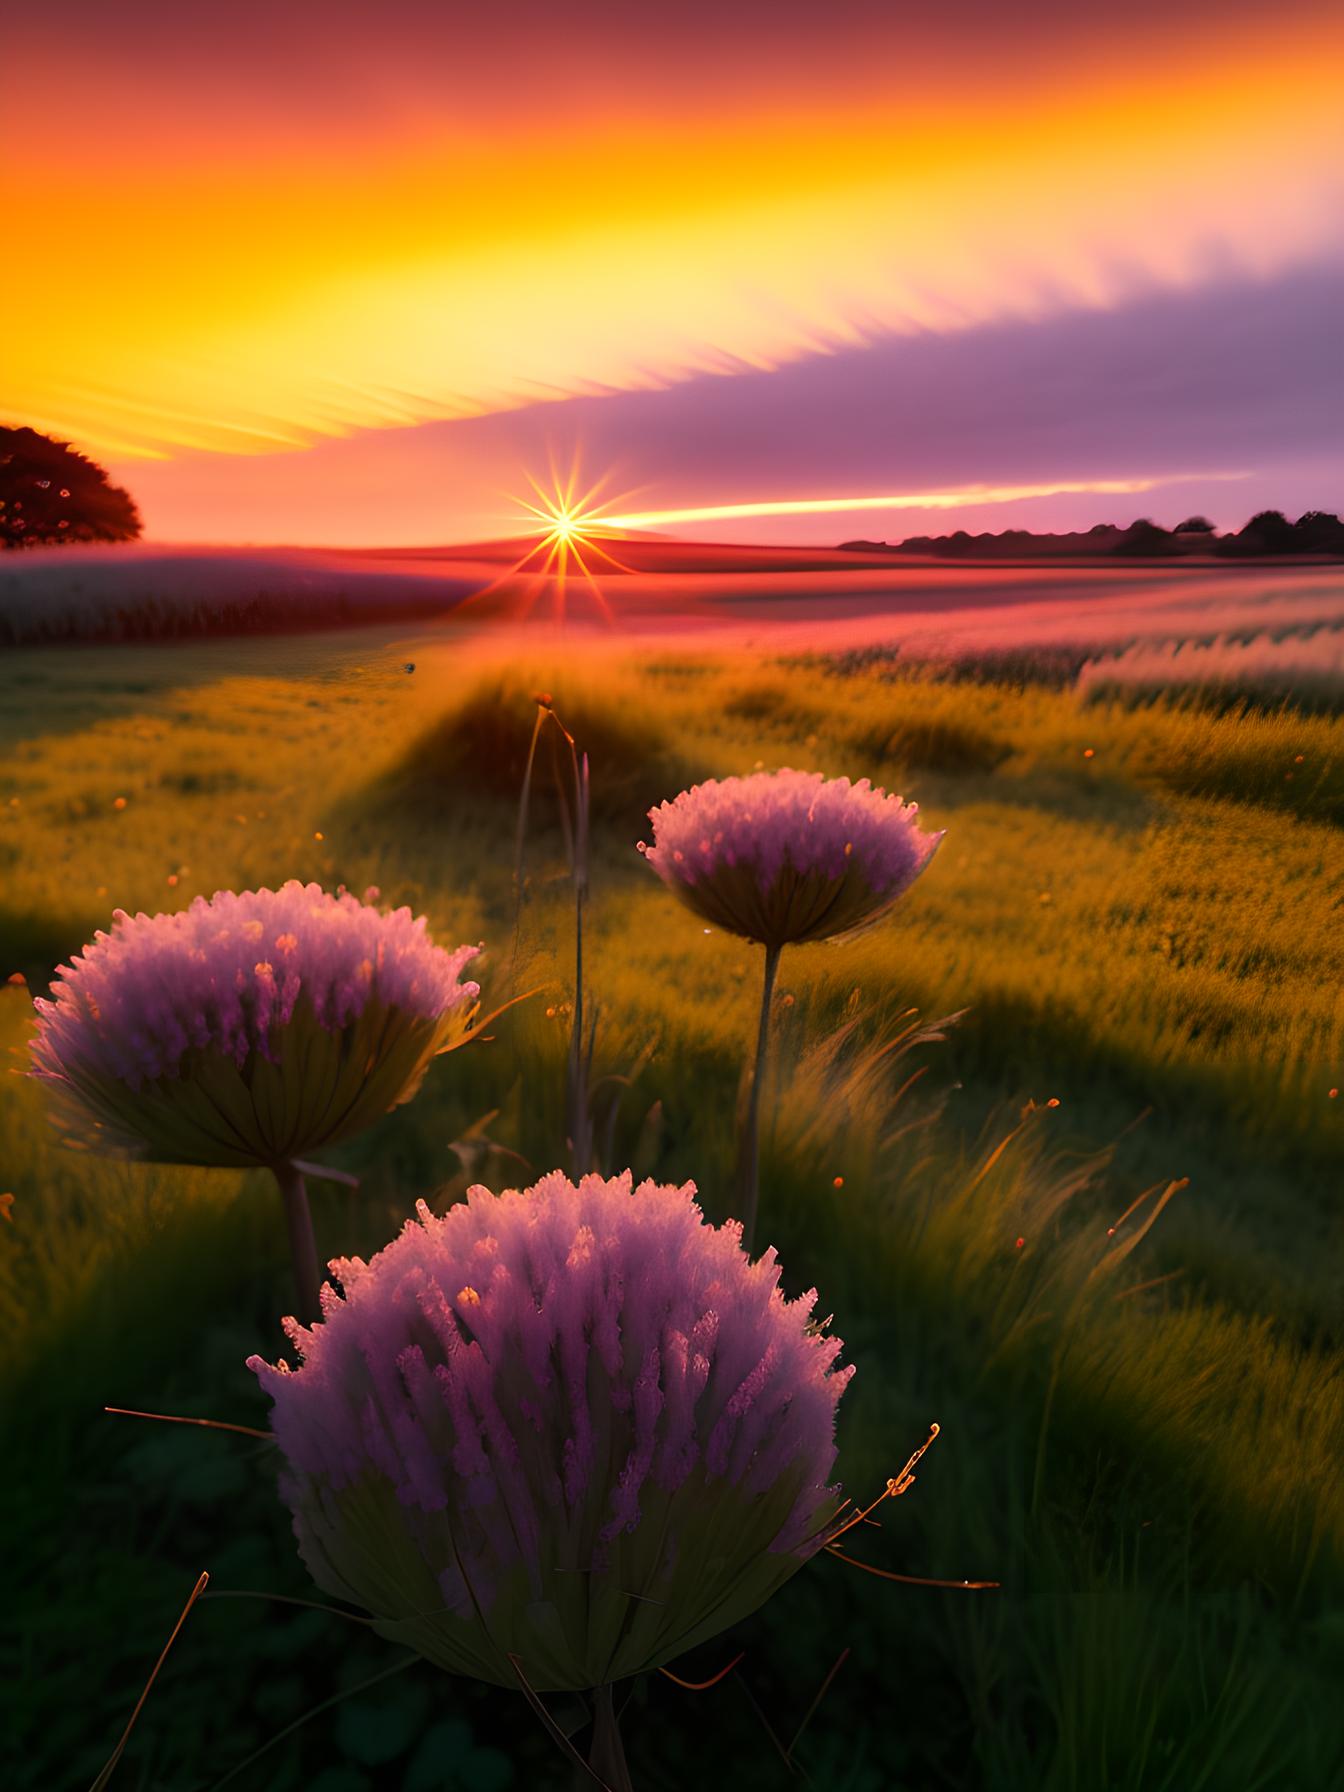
[355,676,716,840]
[929,765,1166,833]
[1151,736,1344,825]
[906,976,1337,1178]
[849,712,1014,776]
[0,905,105,987]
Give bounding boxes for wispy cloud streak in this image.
[599,475,1249,533]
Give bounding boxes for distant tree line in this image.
[1,425,141,549]
[1117,511,1344,557]
[843,510,1344,559]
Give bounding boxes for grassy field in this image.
[2,619,1342,1790]
[1076,622,1344,711]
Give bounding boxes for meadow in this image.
[1076,623,1344,711]
[2,604,1342,1790]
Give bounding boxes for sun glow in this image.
[513,466,624,556]
[533,505,594,552]
[456,465,634,624]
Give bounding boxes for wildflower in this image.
[641,770,939,952]
[250,1171,852,1709]
[30,883,482,1315]
[641,771,941,1245]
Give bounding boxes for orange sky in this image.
[6,3,1343,541]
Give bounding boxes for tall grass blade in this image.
[88,1571,209,1792]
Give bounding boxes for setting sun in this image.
[512,465,620,551]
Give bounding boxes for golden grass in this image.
[3,626,1343,1786]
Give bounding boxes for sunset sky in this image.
[7,0,1343,544]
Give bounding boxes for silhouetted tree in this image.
[1241,509,1296,552]
[1174,515,1215,533]
[1292,511,1344,553]
[0,426,141,549]
[1111,518,1178,556]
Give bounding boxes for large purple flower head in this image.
[640,769,942,948]
[249,1171,853,1691]
[30,882,481,1168]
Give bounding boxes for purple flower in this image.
[249,1170,853,1692]
[30,882,481,1169]
[642,771,944,1247]
[641,769,942,948]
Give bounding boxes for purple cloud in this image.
[120,262,1344,543]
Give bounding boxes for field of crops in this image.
[3,613,1342,1790]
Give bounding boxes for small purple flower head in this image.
[249,1171,853,1691]
[29,882,481,1167]
[641,769,942,948]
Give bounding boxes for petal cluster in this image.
[641,769,942,947]
[30,883,481,1166]
[249,1171,853,1690]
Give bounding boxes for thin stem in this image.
[207,1656,416,1792]
[569,877,588,1170]
[103,1406,273,1442]
[739,943,782,1252]
[289,1158,360,1188]
[507,1656,613,1790]
[89,1572,209,1792]
[660,1651,744,1691]
[199,1589,374,1625]
[787,1649,851,1763]
[567,749,593,1175]
[272,1161,321,1322]
[512,704,548,964]
[588,1684,635,1792]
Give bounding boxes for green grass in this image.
[2,625,1342,1789]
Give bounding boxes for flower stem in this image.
[567,750,593,1175]
[586,1684,635,1791]
[740,942,782,1253]
[272,1161,321,1321]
